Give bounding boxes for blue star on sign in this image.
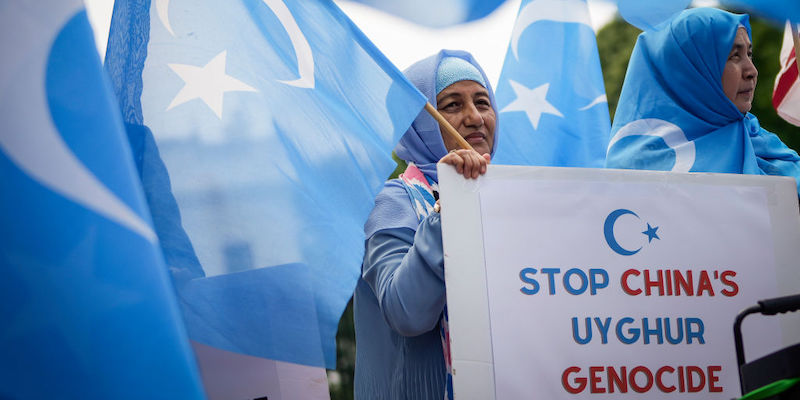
[642,223,660,243]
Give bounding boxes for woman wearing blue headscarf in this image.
[353,49,497,399]
[606,7,800,192]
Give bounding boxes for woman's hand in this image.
[439,149,491,179]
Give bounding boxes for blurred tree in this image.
[596,17,641,120]
[329,154,407,400]
[597,11,800,151]
[329,299,355,400]
[747,16,800,150]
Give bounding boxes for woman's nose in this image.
[463,103,483,127]
[744,57,758,80]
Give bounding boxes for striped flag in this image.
[773,21,800,127]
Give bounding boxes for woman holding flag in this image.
[353,49,496,399]
[606,7,800,193]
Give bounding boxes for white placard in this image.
[192,341,330,400]
[439,165,800,400]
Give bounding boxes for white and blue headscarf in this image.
[365,49,498,238]
[606,7,800,193]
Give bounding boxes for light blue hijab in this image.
[365,49,498,237]
[606,8,800,192]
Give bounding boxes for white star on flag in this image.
[501,80,563,129]
[167,50,257,119]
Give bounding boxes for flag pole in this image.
[792,23,800,76]
[424,102,474,151]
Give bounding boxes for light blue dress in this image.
[353,49,498,400]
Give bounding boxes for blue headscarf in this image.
[365,49,498,237]
[606,8,800,192]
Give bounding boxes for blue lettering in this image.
[686,318,705,344]
[541,268,560,295]
[642,318,664,344]
[589,269,609,295]
[564,268,588,295]
[519,268,539,295]
[572,317,592,344]
[616,317,639,344]
[594,317,612,344]
[665,318,684,344]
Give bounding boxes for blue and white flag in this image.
[613,0,800,31]
[719,0,800,24]
[105,0,426,374]
[344,0,506,27]
[0,1,204,399]
[492,0,610,167]
[615,0,689,31]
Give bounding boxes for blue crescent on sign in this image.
[604,209,642,256]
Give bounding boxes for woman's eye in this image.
[442,102,459,111]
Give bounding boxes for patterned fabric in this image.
[399,163,452,400]
[399,163,438,218]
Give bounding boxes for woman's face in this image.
[436,80,496,156]
[721,27,758,113]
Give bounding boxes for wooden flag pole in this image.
[793,23,800,76]
[424,102,474,151]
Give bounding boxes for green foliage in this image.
[596,17,641,120]
[389,151,409,179]
[329,299,355,400]
[597,11,800,152]
[747,17,800,150]
[329,154,406,400]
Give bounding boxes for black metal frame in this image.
[733,293,800,396]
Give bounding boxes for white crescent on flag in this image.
[0,2,156,242]
[263,0,315,89]
[510,0,592,60]
[608,118,696,172]
[156,0,175,36]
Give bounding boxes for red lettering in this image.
[687,366,705,392]
[655,366,676,393]
[720,271,739,296]
[708,365,723,392]
[665,269,673,295]
[562,366,587,394]
[608,366,627,393]
[562,364,723,394]
[644,270,665,296]
[696,271,714,296]
[674,270,693,296]
[589,366,605,393]
[630,366,654,393]
[621,269,641,295]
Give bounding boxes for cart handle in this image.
[733,293,800,395]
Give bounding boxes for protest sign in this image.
[439,165,800,399]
